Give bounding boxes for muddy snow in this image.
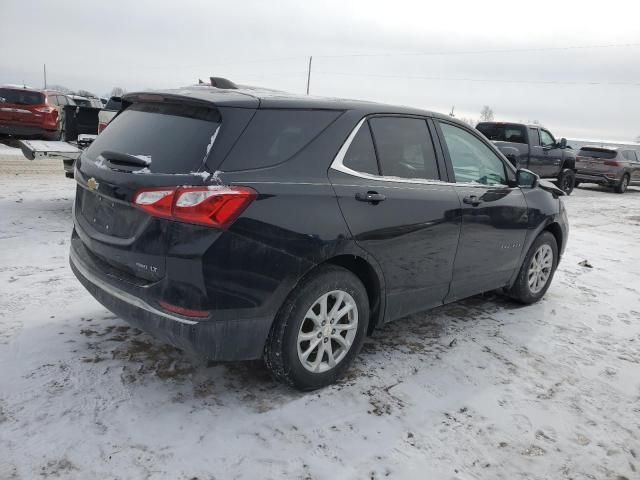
[0,162,639,479]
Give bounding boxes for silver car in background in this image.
[575,146,640,193]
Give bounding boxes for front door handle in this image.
[355,191,386,203]
[462,195,482,206]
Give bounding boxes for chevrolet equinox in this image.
[70,86,568,390]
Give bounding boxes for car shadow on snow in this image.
[72,291,526,409]
[575,185,640,195]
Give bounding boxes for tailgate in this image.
[73,98,229,283]
[576,148,617,173]
[0,89,46,126]
[0,104,42,126]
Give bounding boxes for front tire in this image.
[507,231,558,304]
[557,169,575,195]
[615,174,630,194]
[264,266,369,390]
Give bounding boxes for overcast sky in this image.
[1,0,639,141]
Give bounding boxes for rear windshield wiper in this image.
[99,150,151,169]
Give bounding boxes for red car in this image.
[0,86,69,140]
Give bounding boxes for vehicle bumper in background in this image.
[575,171,621,186]
[0,122,54,138]
[69,236,273,361]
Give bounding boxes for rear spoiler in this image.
[18,140,82,161]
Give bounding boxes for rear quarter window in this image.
[222,109,341,171]
[476,123,527,144]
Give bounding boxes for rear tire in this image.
[507,231,558,304]
[573,180,581,188]
[615,174,630,194]
[264,266,369,390]
[557,169,575,195]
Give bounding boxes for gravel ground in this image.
[0,162,639,480]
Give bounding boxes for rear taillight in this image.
[133,185,256,228]
[604,160,621,166]
[97,122,108,134]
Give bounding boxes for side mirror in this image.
[559,138,567,149]
[516,168,538,188]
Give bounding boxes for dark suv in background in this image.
[476,122,577,195]
[70,86,568,390]
[575,146,640,193]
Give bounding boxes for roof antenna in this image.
[449,105,455,117]
[209,77,238,89]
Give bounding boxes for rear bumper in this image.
[0,122,55,139]
[575,171,620,185]
[69,236,273,361]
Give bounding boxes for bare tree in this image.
[48,84,72,93]
[110,87,126,97]
[458,117,477,127]
[76,89,97,98]
[479,105,494,122]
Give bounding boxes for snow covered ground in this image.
[1,162,639,480]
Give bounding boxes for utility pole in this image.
[306,56,313,95]
[43,64,47,89]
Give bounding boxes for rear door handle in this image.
[355,191,386,203]
[463,195,482,206]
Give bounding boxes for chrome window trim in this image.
[330,116,510,189]
[330,117,450,186]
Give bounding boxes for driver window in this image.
[439,122,507,186]
[540,129,555,147]
[368,117,440,180]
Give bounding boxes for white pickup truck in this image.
[98,96,122,134]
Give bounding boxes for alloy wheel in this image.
[297,290,358,373]
[527,244,554,294]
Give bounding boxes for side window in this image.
[58,95,68,106]
[540,129,555,147]
[528,128,540,147]
[47,95,58,106]
[342,122,379,175]
[368,117,439,180]
[623,151,637,161]
[439,122,507,186]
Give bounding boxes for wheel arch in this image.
[543,222,564,255]
[324,254,385,334]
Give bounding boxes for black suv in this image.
[70,87,569,390]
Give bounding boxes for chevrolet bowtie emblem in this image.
[87,177,99,191]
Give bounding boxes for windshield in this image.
[477,123,527,144]
[84,102,221,174]
[0,88,45,106]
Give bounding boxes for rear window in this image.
[476,123,527,144]
[0,88,44,105]
[222,109,341,171]
[83,102,221,174]
[105,97,122,111]
[578,148,617,160]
